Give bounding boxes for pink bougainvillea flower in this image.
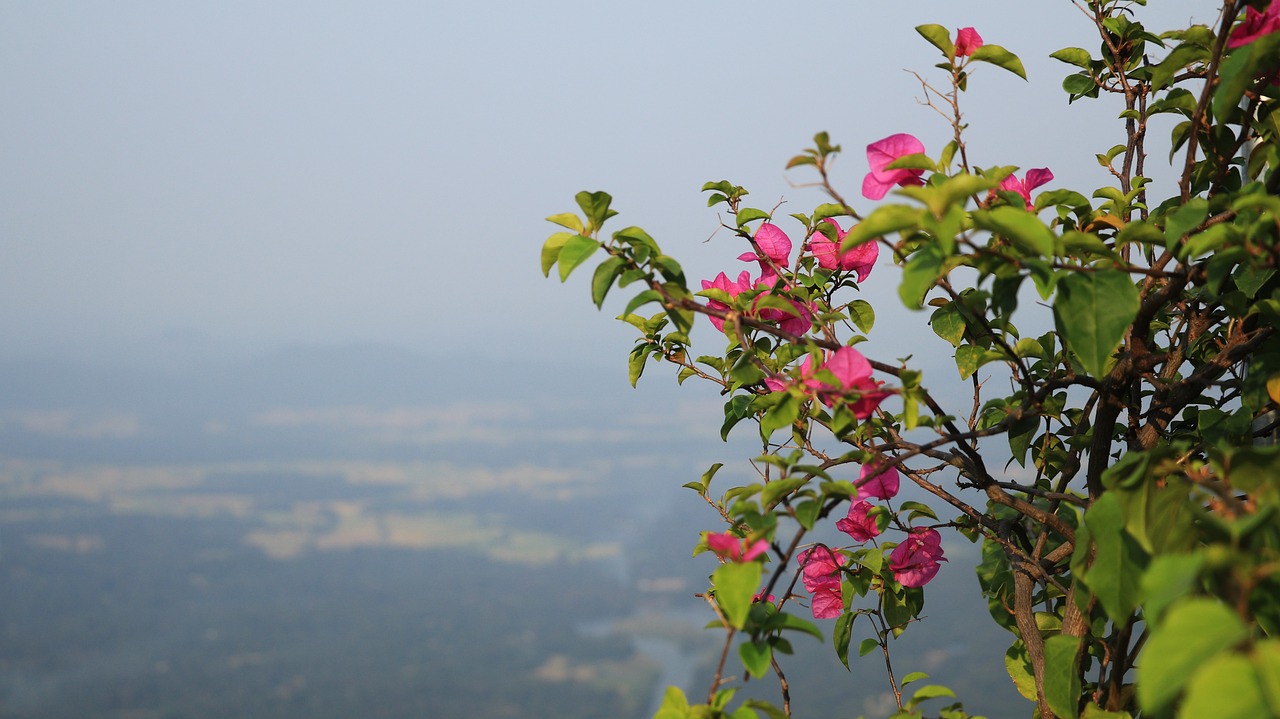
[889,528,947,588]
[800,545,846,619]
[700,270,754,331]
[856,460,900,501]
[809,218,879,282]
[803,346,890,417]
[862,133,927,201]
[998,168,1054,210]
[836,500,880,543]
[810,584,844,619]
[1228,1,1280,49]
[799,545,844,591]
[737,223,793,282]
[706,531,769,562]
[752,280,814,336]
[954,27,984,57]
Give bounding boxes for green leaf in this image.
[843,205,923,250]
[1081,704,1132,719]
[623,289,663,317]
[713,562,763,630]
[590,255,626,308]
[899,243,945,309]
[1053,269,1139,378]
[1179,652,1269,719]
[1141,551,1205,623]
[736,208,772,227]
[1044,635,1082,719]
[1255,640,1280,716]
[858,637,879,657]
[545,212,584,234]
[834,612,856,669]
[557,235,601,282]
[776,612,823,641]
[848,299,875,333]
[902,671,929,686]
[971,44,1027,79]
[1080,492,1146,622]
[654,686,691,719]
[972,206,1055,256]
[1050,47,1093,69]
[930,303,966,346]
[759,392,800,438]
[1138,598,1249,713]
[541,232,573,277]
[915,23,954,57]
[1005,640,1038,701]
[628,345,653,387]
[574,190,616,231]
[761,477,807,509]
[739,640,773,679]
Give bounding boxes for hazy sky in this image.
[1,1,1217,369]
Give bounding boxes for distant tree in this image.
[544,2,1280,717]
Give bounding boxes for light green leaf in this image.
[1178,652,1268,719]
[541,232,573,277]
[545,212,585,234]
[1138,598,1249,713]
[901,671,929,686]
[1081,704,1132,719]
[1005,640,1037,701]
[843,205,923,250]
[574,190,616,231]
[1140,551,1205,623]
[557,234,600,282]
[623,289,663,317]
[713,562,763,630]
[972,206,1055,256]
[1053,269,1139,378]
[655,686,691,719]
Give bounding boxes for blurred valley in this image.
[0,344,1024,718]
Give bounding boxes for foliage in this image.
[542,2,1280,717]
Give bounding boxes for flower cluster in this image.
[808,218,878,281]
[1229,1,1280,49]
[799,545,845,619]
[701,223,813,336]
[888,528,947,588]
[765,346,888,419]
[998,168,1054,210]
[954,27,983,57]
[706,531,768,563]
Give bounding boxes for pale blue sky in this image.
[1,1,1215,369]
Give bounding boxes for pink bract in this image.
[836,500,880,543]
[809,218,879,282]
[857,461,900,501]
[810,585,844,619]
[955,27,983,57]
[707,531,768,562]
[799,545,844,591]
[700,271,754,331]
[998,168,1054,209]
[800,346,889,417]
[737,223,793,281]
[862,133,927,201]
[1228,1,1280,49]
[889,528,947,588]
